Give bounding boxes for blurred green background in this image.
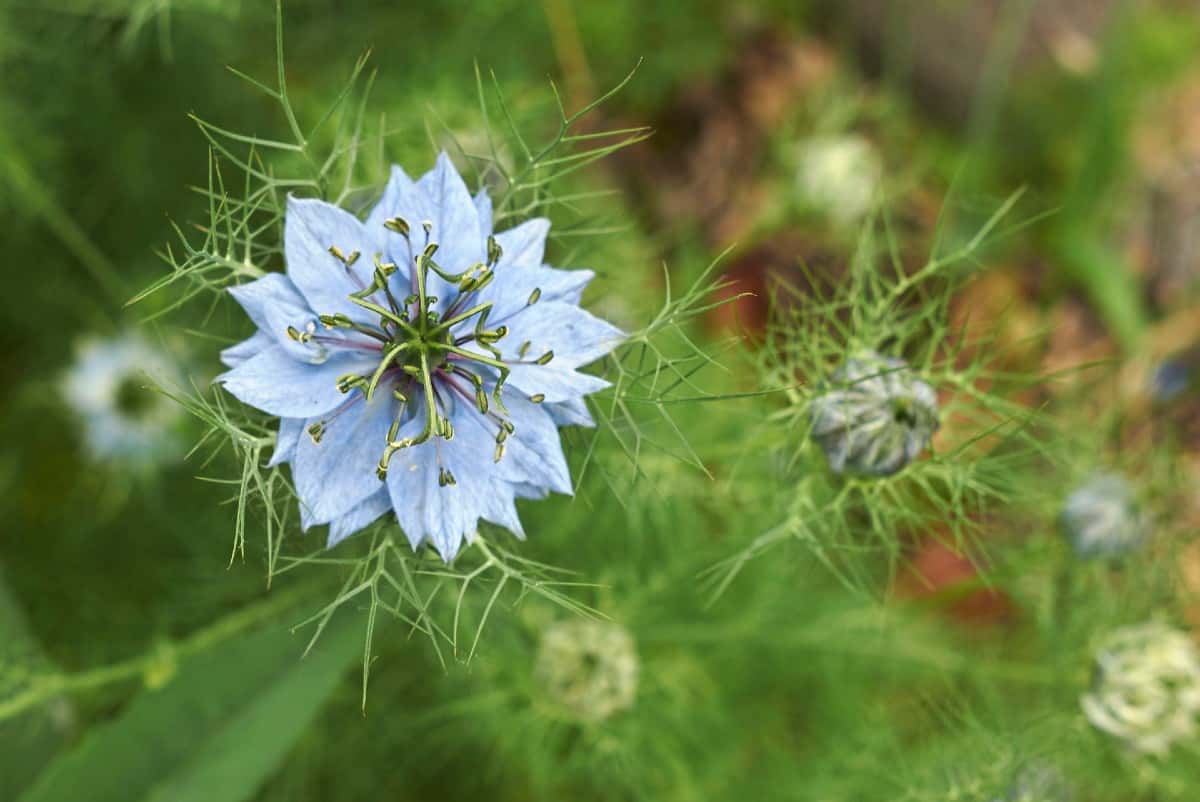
[3,1,1200,800]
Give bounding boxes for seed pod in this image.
[808,351,939,476]
[1081,622,1200,755]
[1060,473,1148,559]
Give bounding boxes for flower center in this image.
[304,217,554,485]
[115,374,156,419]
[890,397,919,428]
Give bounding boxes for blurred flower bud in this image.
[1060,473,1148,559]
[795,134,881,227]
[1081,622,1200,755]
[535,619,638,723]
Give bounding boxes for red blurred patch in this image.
[897,540,1015,625]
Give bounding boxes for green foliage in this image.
[17,607,359,802]
[4,2,1200,801]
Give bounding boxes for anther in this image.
[328,245,360,266]
[535,350,554,365]
[487,235,502,267]
[493,442,506,463]
[527,287,541,306]
[384,217,410,238]
[307,422,325,443]
[530,394,545,403]
[518,340,531,358]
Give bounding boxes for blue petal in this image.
[475,263,596,321]
[416,152,484,311]
[326,487,392,548]
[474,188,493,238]
[384,393,526,560]
[496,392,572,495]
[284,197,384,323]
[216,345,372,418]
[545,396,595,427]
[366,165,429,282]
[383,409,472,559]
[220,330,273,368]
[495,301,624,369]
[505,364,610,404]
[270,417,305,467]
[293,392,397,528]
[228,272,329,363]
[495,218,550,268]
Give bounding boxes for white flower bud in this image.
[1081,622,1200,755]
[535,619,638,723]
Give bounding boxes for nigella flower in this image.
[61,333,182,464]
[535,619,638,722]
[808,351,939,476]
[217,153,623,560]
[1059,473,1148,559]
[1081,622,1200,755]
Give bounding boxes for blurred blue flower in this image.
[1060,473,1147,559]
[809,351,939,476]
[218,153,622,560]
[61,333,182,464]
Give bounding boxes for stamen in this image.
[486,235,502,267]
[328,245,360,267]
[286,325,311,344]
[384,216,410,238]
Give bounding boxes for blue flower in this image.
[62,333,182,464]
[1060,472,1147,559]
[217,153,623,560]
[808,351,939,476]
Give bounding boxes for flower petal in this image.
[416,152,484,311]
[285,196,383,322]
[504,364,610,405]
[476,263,595,321]
[293,392,397,528]
[545,396,595,428]
[384,391,528,559]
[228,272,330,363]
[270,417,305,467]
[474,188,493,238]
[367,164,429,284]
[497,393,572,495]
[326,487,391,548]
[495,218,550,269]
[220,330,274,368]
[216,345,371,418]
